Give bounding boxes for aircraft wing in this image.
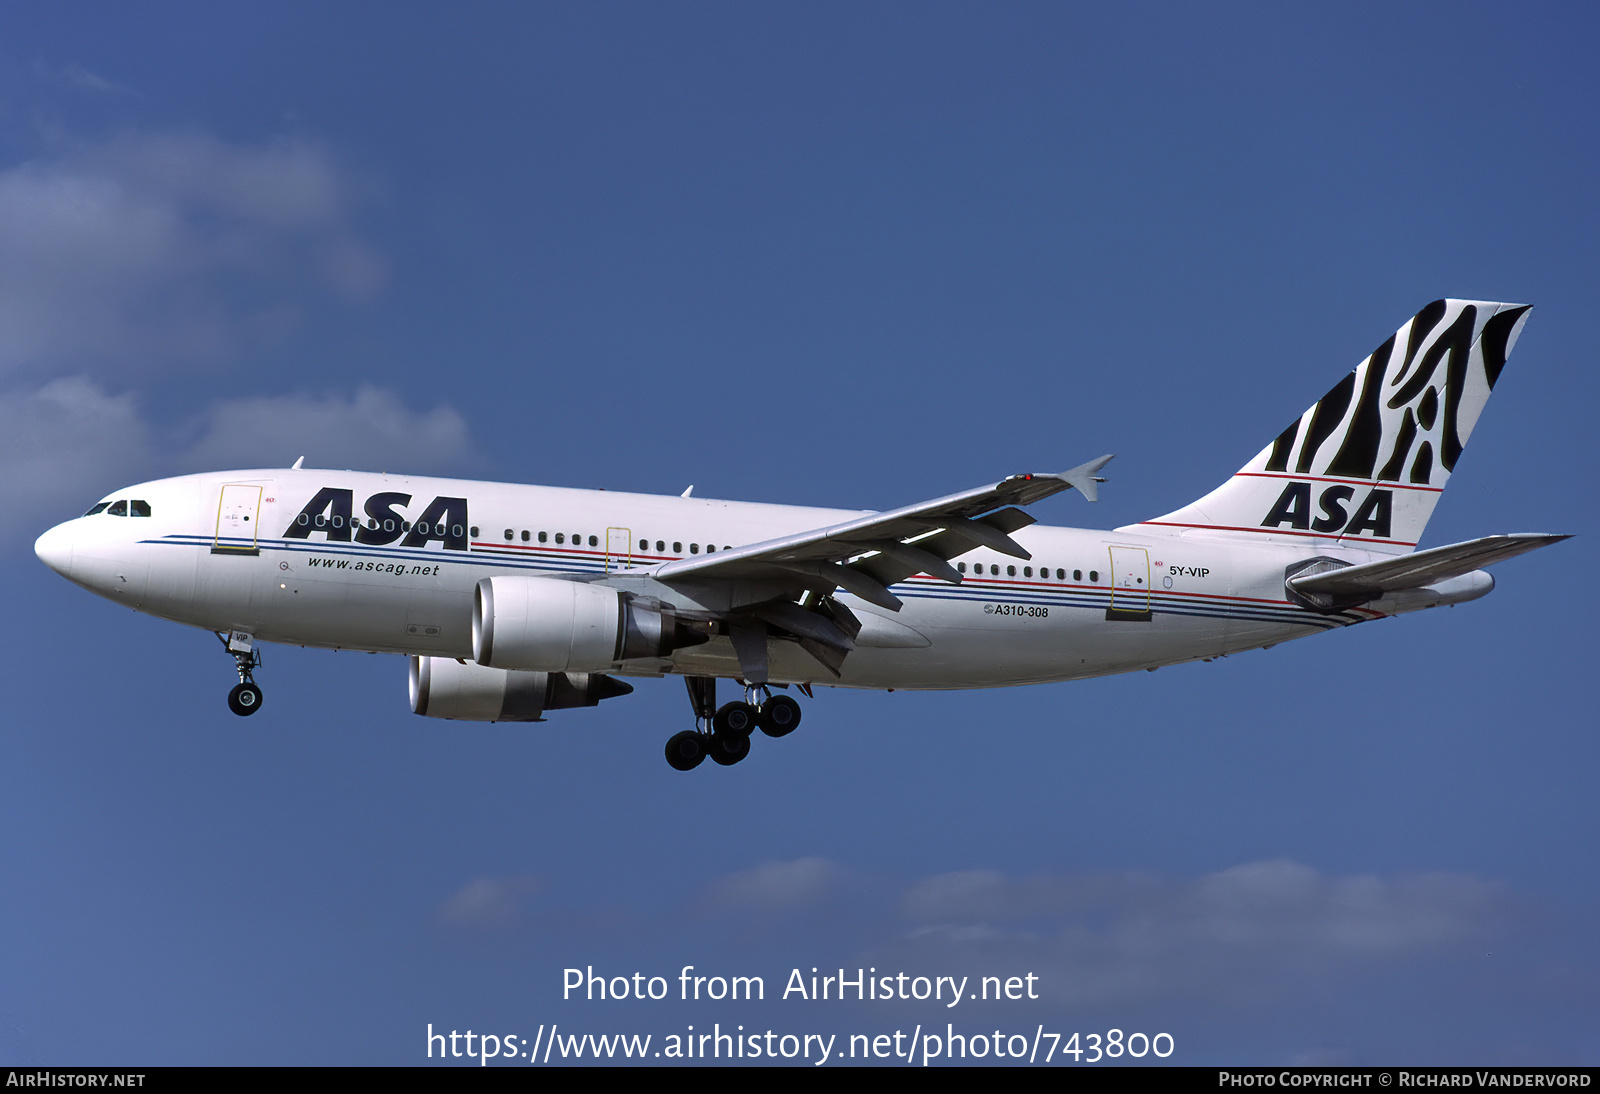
[1288,533,1570,600]
[649,455,1115,613]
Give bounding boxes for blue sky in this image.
[1,2,1595,1066]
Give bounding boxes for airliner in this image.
[34,300,1567,770]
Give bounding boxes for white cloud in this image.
[437,877,542,931]
[0,131,385,373]
[35,61,141,98]
[893,860,1510,1007]
[181,387,477,476]
[701,857,840,913]
[0,377,150,528]
[4,378,481,545]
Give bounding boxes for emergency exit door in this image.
[213,484,263,555]
[605,527,632,573]
[1106,545,1153,621]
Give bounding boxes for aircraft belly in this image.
[247,553,474,655]
[665,597,1252,691]
[176,543,471,655]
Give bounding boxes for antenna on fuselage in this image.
[291,456,305,470]
[681,485,694,498]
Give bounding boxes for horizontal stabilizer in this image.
[1289,533,1569,599]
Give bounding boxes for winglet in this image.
[1057,454,1114,503]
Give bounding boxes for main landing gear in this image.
[216,631,264,717]
[664,677,805,771]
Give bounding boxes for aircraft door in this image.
[606,527,632,573]
[214,484,264,555]
[1106,545,1153,621]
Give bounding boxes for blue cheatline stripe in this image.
[150,534,613,574]
[896,586,1349,630]
[897,577,1355,625]
[154,535,1358,629]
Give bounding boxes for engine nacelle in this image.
[409,656,634,722]
[472,576,706,672]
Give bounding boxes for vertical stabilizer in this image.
[1132,300,1532,554]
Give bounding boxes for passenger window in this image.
[673,542,682,554]
[84,502,111,516]
[504,529,513,540]
[522,530,530,542]
[538,531,547,543]
[1007,565,1016,577]
[656,540,665,552]
[107,500,128,516]
[1023,566,1033,578]
[1056,568,1064,580]
[588,535,597,547]
[555,533,564,544]
[690,543,699,554]
[1073,569,1082,581]
[1090,570,1099,582]
[639,539,649,552]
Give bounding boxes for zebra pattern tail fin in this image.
[1133,300,1533,554]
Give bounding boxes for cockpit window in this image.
[130,500,151,517]
[107,500,128,516]
[84,502,111,516]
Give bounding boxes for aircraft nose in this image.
[34,522,75,578]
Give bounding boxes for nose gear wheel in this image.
[216,631,264,717]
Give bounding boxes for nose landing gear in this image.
[216,631,264,717]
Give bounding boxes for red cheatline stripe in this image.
[1136,521,1417,548]
[1233,471,1443,493]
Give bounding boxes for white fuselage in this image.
[34,468,1448,692]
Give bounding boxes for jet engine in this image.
[472,576,706,672]
[409,656,634,722]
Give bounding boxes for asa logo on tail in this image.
[283,487,471,550]
[1262,482,1393,539]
